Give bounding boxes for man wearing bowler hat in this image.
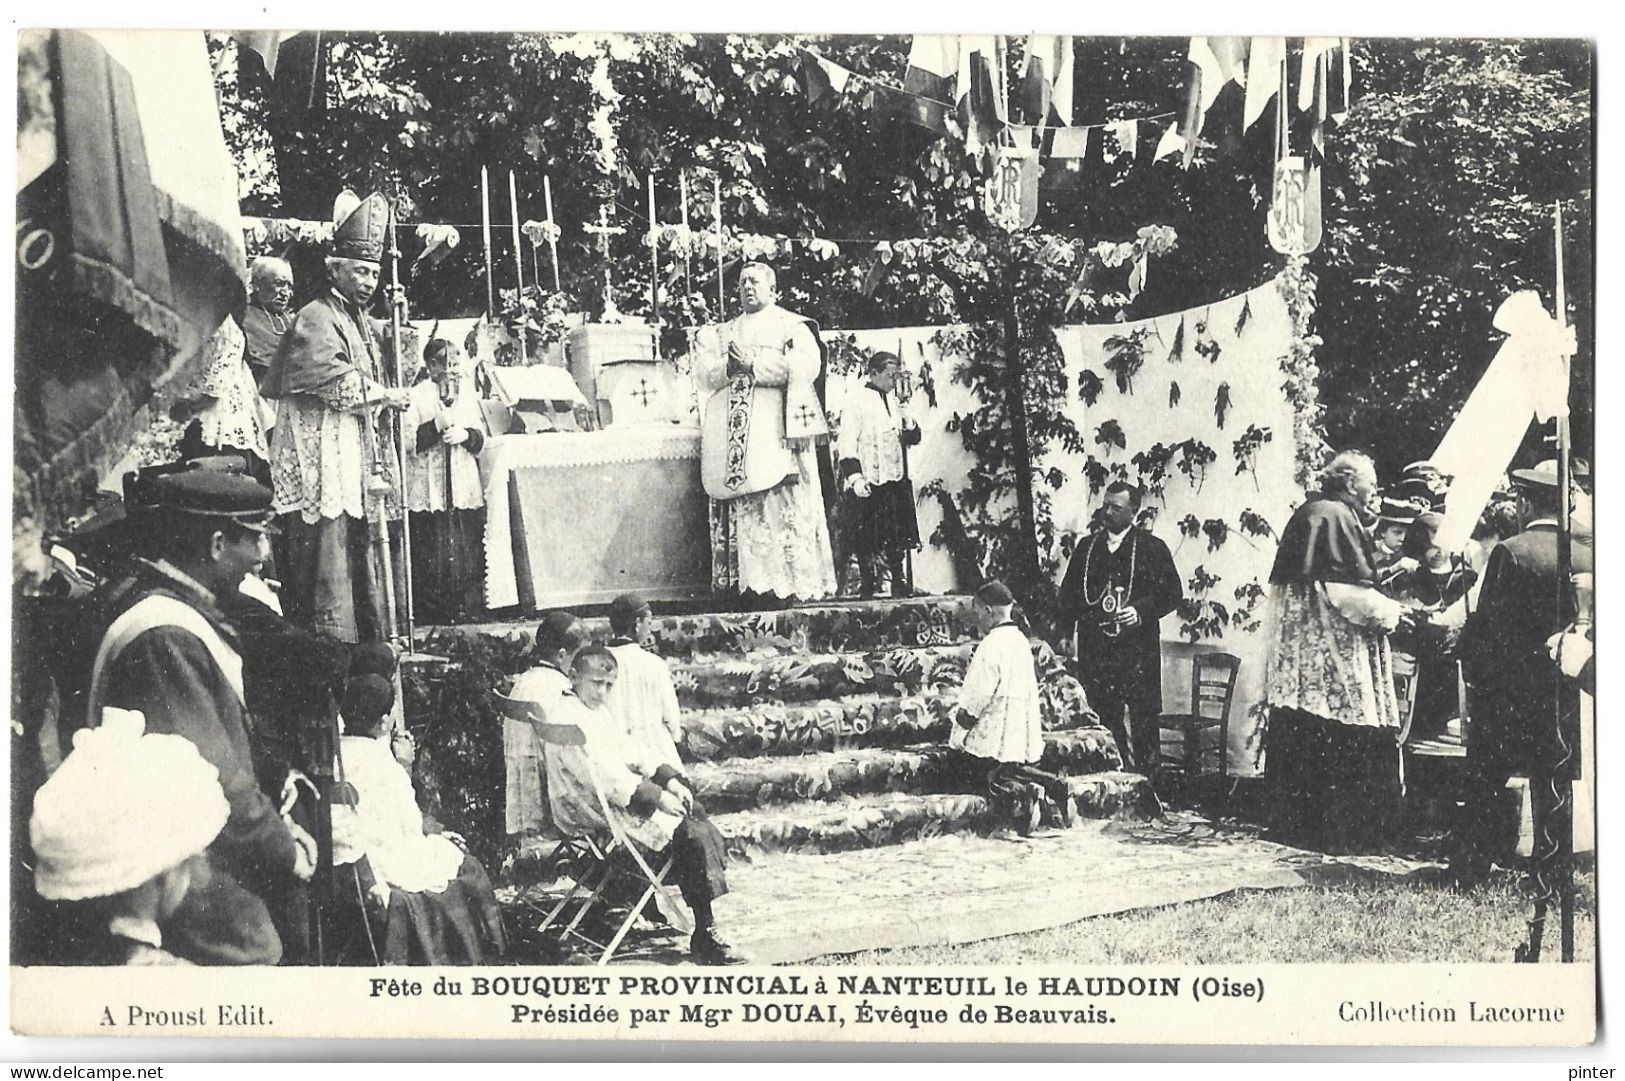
[1454,459,1593,886]
[71,468,317,962]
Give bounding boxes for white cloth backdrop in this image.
[828,274,1303,775]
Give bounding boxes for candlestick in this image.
[648,173,660,326]
[509,170,527,361]
[714,175,725,318]
[543,174,561,291]
[480,166,494,319]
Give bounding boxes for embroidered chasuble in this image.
[697,306,836,599]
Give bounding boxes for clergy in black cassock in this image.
[1057,482,1183,778]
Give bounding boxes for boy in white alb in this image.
[604,593,684,772]
[950,580,1075,834]
[504,611,584,837]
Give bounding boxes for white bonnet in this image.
[30,708,229,901]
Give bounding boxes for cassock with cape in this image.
[1264,491,1406,853]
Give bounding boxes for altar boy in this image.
[546,648,743,965]
[949,581,1075,834]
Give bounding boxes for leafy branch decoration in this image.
[1078,368,1105,407]
[1178,564,1229,642]
[1102,328,1149,395]
[1174,438,1217,492]
[1232,424,1273,488]
[1214,382,1233,429]
[1094,419,1126,454]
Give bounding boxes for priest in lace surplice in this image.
[697,263,836,602]
[260,191,411,643]
[404,336,487,623]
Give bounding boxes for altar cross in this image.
[583,203,628,320]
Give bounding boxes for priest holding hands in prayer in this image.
[698,263,837,604]
[1058,482,1183,782]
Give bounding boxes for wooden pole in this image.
[648,173,660,325]
[680,172,692,297]
[543,175,562,292]
[1554,201,1576,964]
[480,167,495,319]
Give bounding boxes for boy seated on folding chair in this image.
[505,611,586,841]
[947,580,1077,835]
[545,647,745,966]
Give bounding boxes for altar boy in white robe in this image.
[837,351,921,597]
[404,335,487,622]
[949,580,1076,834]
[604,593,684,772]
[504,611,583,838]
[545,648,743,965]
[697,263,836,603]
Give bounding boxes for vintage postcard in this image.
[10,26,1597,1047]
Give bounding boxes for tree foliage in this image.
[1318,39,1593,473]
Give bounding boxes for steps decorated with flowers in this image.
[687,729,1123,814]
[409,594,1155,950]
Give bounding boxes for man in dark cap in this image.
[1455,459,1594,886]
[261,190,411,644]
[69,467,317,963]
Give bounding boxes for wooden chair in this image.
[1392,652,1422,745]
[1158,652,1241,780]
[495,693,691,965]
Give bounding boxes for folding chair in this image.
[495,693,692,965]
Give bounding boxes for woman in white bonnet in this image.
[30,709,239,965]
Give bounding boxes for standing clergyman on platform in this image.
[404,335,487,623]
[261,192,411,643]
[1057,481,1183,781]
[697,263,836,603]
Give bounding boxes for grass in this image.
[830,869,1596,966]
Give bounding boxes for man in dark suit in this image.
[1454,460,1593,884]
[1057,482,1183,781]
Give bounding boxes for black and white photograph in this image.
[8,24,1600,1047]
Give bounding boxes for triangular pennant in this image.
[1154,122,1186,162]
[1243,36,1286,132]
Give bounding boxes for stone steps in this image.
[712,773,1156,859]
[687,730,1124,814]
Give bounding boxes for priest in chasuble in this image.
[698,263,836,601]
[260,191,411,643]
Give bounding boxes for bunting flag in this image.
[1181,36,1248,167]
[955,36,1007,155]
[1155,122,1186,162]
[233,30,327,122]
[801,50,852,104]
[1243,36,1286,132]
[1020,34,1075,126]
[1298,37,1341,114]
[903,35,959,102]
[1104,119,1138,163]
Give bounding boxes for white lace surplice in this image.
[404,362,486,514]
[951,624,1044,763]
[268,372,400,523]
[191,318,271,459]
[698,309,836,599]
[1264,581,1400,730]
[332,735,463,894]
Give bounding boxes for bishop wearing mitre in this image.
[697,263,836,602]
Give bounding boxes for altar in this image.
[479,426,710,610]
